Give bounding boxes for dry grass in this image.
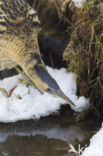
[63,0,103,119]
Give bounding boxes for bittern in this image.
[0,0,75,106]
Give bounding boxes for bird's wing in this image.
[0,0,38,71]
[0,0,36,34]
[0,58,17,71]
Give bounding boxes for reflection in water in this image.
[0,118,91,156]
[0,135,68,156]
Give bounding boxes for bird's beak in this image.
[56,90,75,106]
[47,88,75,106]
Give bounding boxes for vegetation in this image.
[63,0,103,120]
[27,0,103,121]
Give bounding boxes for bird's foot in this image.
[15,66,43,94]
[0,88,8,95]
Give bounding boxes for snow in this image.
[0,66,90,123]
[72,0,86,7]
[81,124,103,156]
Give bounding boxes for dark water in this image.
[0,114,94,156]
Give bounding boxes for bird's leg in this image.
[15,66,34,86]
[15,66,43,94]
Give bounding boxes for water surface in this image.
[0,113,93,156]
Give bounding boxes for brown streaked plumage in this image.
[0,0,75,106]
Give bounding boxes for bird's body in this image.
[0,0,40,70]
[0,0,75,106]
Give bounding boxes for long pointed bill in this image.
[57,90,75,106]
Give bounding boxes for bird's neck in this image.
[11,36,49,91]
[19,56,49,91]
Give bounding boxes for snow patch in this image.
[72,0,86,7]
[82,124,103,156]
[0,66,90,123]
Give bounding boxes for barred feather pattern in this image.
[0,0,40,71]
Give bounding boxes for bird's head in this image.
[32,65,75,106]
[45,82,75,106]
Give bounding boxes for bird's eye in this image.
[46,88,52,94]
[46,88,51,92]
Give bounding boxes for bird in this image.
[0,0,75,106]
